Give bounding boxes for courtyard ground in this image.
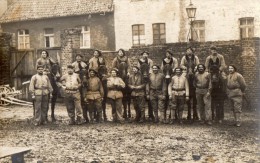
[0,103,259,163]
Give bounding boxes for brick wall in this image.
[61,28,259,109]
[0,32,12,85]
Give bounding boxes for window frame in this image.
[18,29,30,49]
[80,26,91,49]
[239,17,254,39]
[192,20,205,42]
[132,24,145,46]
[44,28,54,48]
[152,23,166,44]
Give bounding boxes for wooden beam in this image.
[10,51,28,75]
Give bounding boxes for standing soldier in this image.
[112,49,131,119]
[88,50,108,121]
[194,64,212,125]
[59,65,84,125]
[29,65,53,126]
[168,67,189,124]
[226,65,246,127]
[161,50,178,121]
[146,65,167,123]
[137,51,154,121]
[180,46,200,122]
[107,68,126,123]
[205,45,227,123]
[85,69,104,123]
[128,66,146,123]
[71,54,89,123]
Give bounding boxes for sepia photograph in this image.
[0,0,259,162]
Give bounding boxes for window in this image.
[239,17,254,39]
[192,20,205,42]
[44,28,54,48]
[132,24,145,46]
[80,26,90,48]
[152,23,166,44]
[18,29,30,49]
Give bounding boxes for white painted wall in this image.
[0,0,7,17]
[114,0,260,50]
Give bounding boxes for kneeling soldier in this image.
[60,65,84,125]
[85,69,104,123]
[168,67,189,124]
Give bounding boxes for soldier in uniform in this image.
[205,45,226,73]
[137,51,154,121]
[168,67,189,124]
[180,46,200,122]
[36,50,56,73]
[194,64,212,125]
[71,54,89,123]
[128,66,146,123]
[146,65,167,123]
[107,68,126,123]
[85,69,104,123]
[29,65,53,126]
[88,50,108,121]
[59,65,84,125]
[226,65,246,127]
[161,50,178,122]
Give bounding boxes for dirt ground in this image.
[0,103,259,163]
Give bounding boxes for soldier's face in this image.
[142,53,148,58]
[186,49,193,55]
[211,49,217,55]
[228,66,235,74]
[89,71,95,77]
[111,70,117,77]
[118,50,124,57]
[166,52,171,58]
[175,69,181,76]
[37,68,44,75]
[76,56,82,62]
[41,51,47,58]
[198,65,205,73]
[152,66,159,73]
[94,51,99,58]
[67,68,73,74]
[133,67,138,73]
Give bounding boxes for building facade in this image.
[0,0,115,51]
[114,0,260,50]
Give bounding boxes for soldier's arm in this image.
[238,74,246,92]
[118,78,126,88]
[47,77,53,94]
[195,56,200,65]
[185,78,189,97]
[127,58,132,73]
[219,55,227,72]
[173,58,178,71]
[180,57,186,69]
[77,75,82,88]
[205,56,210,72]
[162,75,167,96]
[149,59,154,74]
[207,73,212,94]
[29,76,36,95]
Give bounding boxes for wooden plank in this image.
[10,51,28,75]
[0,147,31,158]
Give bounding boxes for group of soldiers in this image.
[29,45,246,127]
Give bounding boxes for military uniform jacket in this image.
[128,72,145,97]
[29,74,53,96]
[168,75,189,96]
[107,77,126,99]
[194,72,212,94]
[147,72,166,99]
[226,72,246,98]
[85,76,104,100]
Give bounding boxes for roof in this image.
[0,0,114,23]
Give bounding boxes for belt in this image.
[196,86,208,89]
[66,89,78,91]
[108,88,120,91]
[172,88,185,91]
[35,88,48,90]
[227,87,239,90]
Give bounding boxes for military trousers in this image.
[108,98,124,122]
[64,92,83,120]
[132,96,145,121]
[196,93,211,121]
[34,95,49,124]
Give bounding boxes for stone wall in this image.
[0,32,12,85]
